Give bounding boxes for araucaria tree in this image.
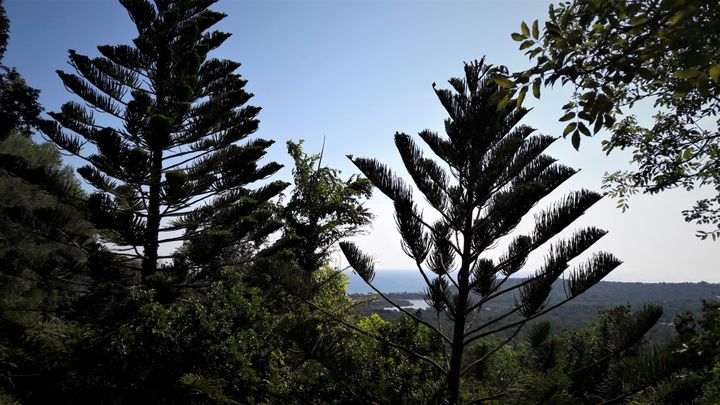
[38,0,286,287]
[0,0,41,140]
[341,59,622,404]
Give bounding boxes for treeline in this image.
[0,0,719,404]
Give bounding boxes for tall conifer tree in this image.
[341,59,622,404]
[0,134,94,402]
[37,0,286,287]
[0,0,41,140]
[0,2,96,399]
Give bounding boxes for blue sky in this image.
[4,0,719,282]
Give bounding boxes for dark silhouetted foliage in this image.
[502,0,720,240]
[342,58,620,404]
[0,0,41,140]
[29,0,287,293]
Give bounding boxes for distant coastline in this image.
[347,268,720,294]
[349,272,720,342]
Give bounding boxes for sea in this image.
[347,269,430,294]
[346,269,533,294]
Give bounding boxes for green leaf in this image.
[511,32,525,41]
[682,148,693,160]
[521,21,530,36]
[593,114,604,133]
[630,16,649,26]
[559,112,575,122]
[601,139,612,153]
[578,122,591,137]
[563,122,577,137]
[571,130,581,150]
[613,38,628,48]
[497,93,512,110]
[668,9,688,26]
[674,69,702,79]
[532,20,539,39]
[604,114,616,128]
[520,40,535,50]
[528,47,543,59]
[493,76,515,88]
[709,64,720,83]
[517,86,528,107]
[532,78,541,98]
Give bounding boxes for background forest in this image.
[0,0,719,404]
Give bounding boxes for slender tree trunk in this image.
[448,270,468,404]
[448,204,474,404]
[142,148,163,280]
[142,39,167,283]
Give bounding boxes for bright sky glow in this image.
[5,0,719,282]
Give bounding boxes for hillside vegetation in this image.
[355,281,720,341]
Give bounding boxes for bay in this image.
[347,269,431,294]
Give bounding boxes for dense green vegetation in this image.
[0,0,718,404]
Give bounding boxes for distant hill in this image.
[352,280,720,341]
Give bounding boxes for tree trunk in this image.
[142,38,168,283]
[142,148,163,281]
[448,207,474,404]
[448,277,468,404]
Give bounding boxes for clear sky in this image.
[4,0,719,282]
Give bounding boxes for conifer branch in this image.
[461,324,524,376]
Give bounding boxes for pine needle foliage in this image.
[0,0,6,60]
[0,0,41,140]
[0,134,94,400]
[341,58,621,404]
[35,0,287,288]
